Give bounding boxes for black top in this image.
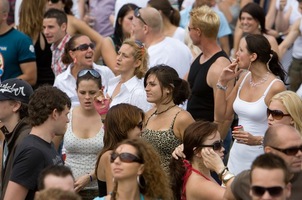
[33,33,54,89]
[97,179,107,197]
[187,51,229,121]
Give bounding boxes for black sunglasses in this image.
[134,8,147,25]
[72,43,95,51]
[270,145,302,156]
[200,140,224,151]
[267,108,290,120]
[77,69,100,78]
[251,186,284,197]
[136,121,143,130]
[49,0,59,3]
[110,152,143,163]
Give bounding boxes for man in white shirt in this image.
[132,7,192,79]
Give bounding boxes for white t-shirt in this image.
[173,27,185,42]
[148,37,192,79]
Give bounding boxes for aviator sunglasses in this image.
[267,108,291,120]
[200,140,224,151]
[251,186,284,197]
[134,8,147,25]
[110,152,143,164]
[77,69,100,79]
[72,43,95,51]
[270,145,302,156]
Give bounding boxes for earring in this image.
[266,54,272,73]
[73,58,77,64]
[137,175,146,189]
[248,61,252,71]
[258,24,261,31]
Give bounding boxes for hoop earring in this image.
[266,54,272,73]
[137,175,146,189]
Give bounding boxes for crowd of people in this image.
[0,0,302,200]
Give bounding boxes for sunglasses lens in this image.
[50,0,59,3]
[267,109,285,120]
[110,152,118,163]
[78,69,100,78]
[284,148,299,156]
[120,153,138,163]
[252,186,283,197]
[213,141,223,150]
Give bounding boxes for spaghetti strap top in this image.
[142,110,183,173]
[182,160,211,200]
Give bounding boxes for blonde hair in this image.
[18,0,47,40]
[190,5,220,39]
[122,39,149,79]
[270,90,302,135]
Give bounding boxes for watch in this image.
[222,171,235,185]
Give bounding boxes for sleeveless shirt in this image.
[64,108,104,190]
[187,51,229,121]
[141,111,182,173]
[227,72,282,175]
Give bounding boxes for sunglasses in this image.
[136,121,143,130]
[110,152,143,163]
[200,140,224,151]
[72,43,95,51]
[267,108,290,120]
[49,0,59,3]
[251,186,284,197]
[134,8,147,25]
[135,40,144,48]
[187,26,197,32]
[270,145,302,156]
[77,69,100,78]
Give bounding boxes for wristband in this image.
[88,174,93,182]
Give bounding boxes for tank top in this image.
[141,110,182,173]
[228,72,282,175]
[64,108,104,190]
[187,51,229,121]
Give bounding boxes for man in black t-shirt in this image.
[4,86,71,200]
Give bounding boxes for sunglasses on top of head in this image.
[134,8,147,25]
[251,186,284,197]
[267,108,290,120]
[270,145,302,156]
[200,140,224,151]
[77,69,100,79]
[72,43,95,52]
[110,152,143,163]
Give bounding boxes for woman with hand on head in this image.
[94,138,172,200]
[268,90,302,134]
[106,39,150,112]
[100,3,139,75]
[170,121,234,200]
[54,69,104,200]
[95,103,145,197]
[142,65,195,173]
[216,34,286,175]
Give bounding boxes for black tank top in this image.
[33,33,54,89]
[97,179,107,197]
[187,51,229,121]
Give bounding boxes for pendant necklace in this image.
[249,72,270,87]
[154,104,176,115]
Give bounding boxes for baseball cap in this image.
[0,79,34,103]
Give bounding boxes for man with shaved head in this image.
[132,7,192,79]
[224,124,302,200]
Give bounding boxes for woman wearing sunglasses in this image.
[106,39,151,112]
[54,34,114,107]
[53,69,104,199]
[170,121,235,200]
[216,34,286,175]
[268,90,302,134]
[94,138,172,200]
[95,103,145,197]
[46,0,105,65]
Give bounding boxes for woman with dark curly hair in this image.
[94,138,172,200]
[142,65,195,174]
[95,103,145,197]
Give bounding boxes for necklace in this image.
[249,72,270,87]
[154,104,176,115]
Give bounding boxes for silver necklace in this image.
[249,72,270,87]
